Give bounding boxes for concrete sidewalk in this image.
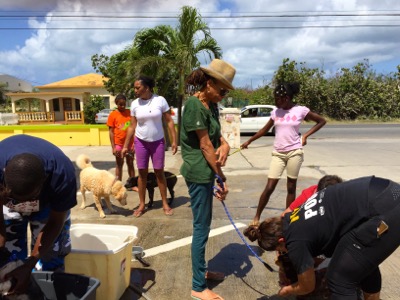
[62,142,400,300]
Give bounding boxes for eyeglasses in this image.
[211,79,229,97]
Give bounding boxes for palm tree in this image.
[132,6,222,142]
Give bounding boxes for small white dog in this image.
[76,154,128,218]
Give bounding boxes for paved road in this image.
[62,125,400,299]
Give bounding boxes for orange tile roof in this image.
[36,73,109,89]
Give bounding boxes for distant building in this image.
[0,74,33,92]
[5,73,115,124]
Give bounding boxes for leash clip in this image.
[213,174,225,197]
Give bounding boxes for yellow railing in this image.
[17,112,55,123]
[64,111,84,124]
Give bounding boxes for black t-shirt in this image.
[283,176,376,274]
[0,135,77,212]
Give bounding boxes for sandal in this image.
[205,271,225,281]
[133,209,145,218]
[163,207,174,216]
[191,289,224,300]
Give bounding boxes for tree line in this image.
[229,58,400,121]
[91,6,400,122]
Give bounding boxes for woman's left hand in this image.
[171,142,177,155]
[214,180,229,201]
[301,135,307,146]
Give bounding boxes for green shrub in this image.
[84,95,106,124]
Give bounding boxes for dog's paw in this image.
[80,205,86,210]
[99,213,106,218]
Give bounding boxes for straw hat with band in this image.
[200,59,236,90]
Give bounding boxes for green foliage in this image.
[0,83,7,104]
[90,4,400,122]
[227,86,274,107]
[92,49,139,99]
[0,84,12,112]
[132,5,222,128]
[91,5,223,142]
[0,100,11,113]
[84,95,106,124]
[270,58,400,120]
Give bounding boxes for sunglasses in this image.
[211,79,229,97]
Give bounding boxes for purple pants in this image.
[134,136,165,169]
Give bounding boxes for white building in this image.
[0,74,33,92]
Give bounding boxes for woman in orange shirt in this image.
[107,94,137,190]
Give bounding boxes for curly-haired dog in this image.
[76,154,127,218]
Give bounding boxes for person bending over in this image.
[0,135,77,295]
[244,176,400,300]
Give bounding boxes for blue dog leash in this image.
[213,175,275,272]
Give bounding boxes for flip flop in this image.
[163,207,174,216]
[133,209,145,218]
[205,271,225,281]
[191,289,224,300]
[191,296,223,300]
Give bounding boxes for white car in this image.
[240,104,276,134]
[95,109,113,124]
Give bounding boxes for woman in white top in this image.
[122,75,177,217]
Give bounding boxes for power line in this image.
[1,12,400,19]
[1,24,400,30]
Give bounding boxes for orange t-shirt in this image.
[107,109,131,145]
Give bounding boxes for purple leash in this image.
[213,174,275,272]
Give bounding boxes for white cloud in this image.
[0,0,400,88]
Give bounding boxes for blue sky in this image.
[1,0,400,89]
